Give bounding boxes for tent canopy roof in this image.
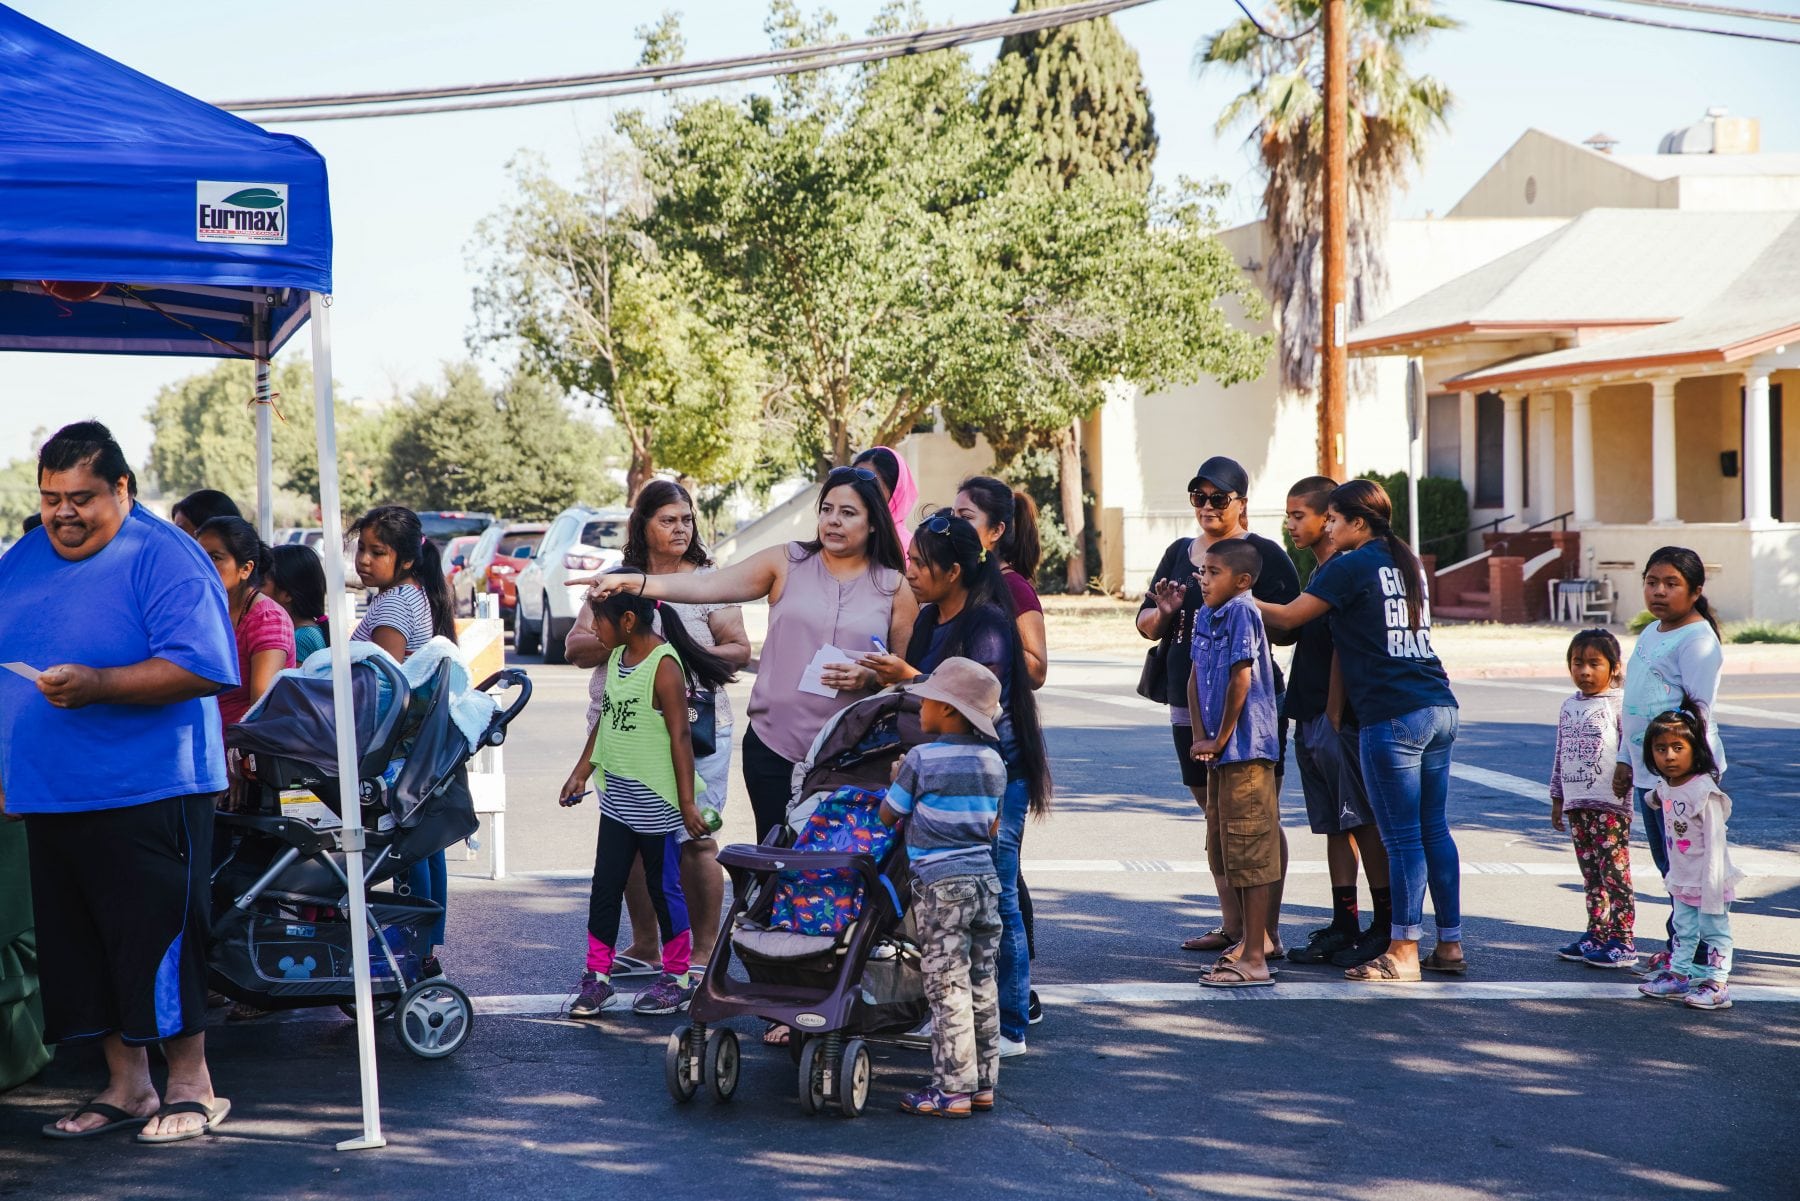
[0,3,331,356]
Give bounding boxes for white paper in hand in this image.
[2,662,42,682]
[797,646,857,698]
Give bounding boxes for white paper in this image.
[797,645,857,698]
[2,662,41,682]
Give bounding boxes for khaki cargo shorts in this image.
[1203,758,1282,889]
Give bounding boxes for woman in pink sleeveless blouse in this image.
[587,466,916,841]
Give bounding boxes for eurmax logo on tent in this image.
[196,182,288,245]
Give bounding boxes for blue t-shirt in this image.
[1303,540,1456,725]
[1188,591,1281,764]
[0,506,239,813]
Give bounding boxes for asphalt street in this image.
[4,650,1797,1201]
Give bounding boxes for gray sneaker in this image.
[631,974,694,1016]
[568,972,617,1019]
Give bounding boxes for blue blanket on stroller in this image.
[766,787,892,937]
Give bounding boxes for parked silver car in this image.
[513,506,629,665]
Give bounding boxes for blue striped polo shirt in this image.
[884,735,1005,884]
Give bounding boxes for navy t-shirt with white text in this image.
[1303,539,1455,725]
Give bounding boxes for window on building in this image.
[1473,392,1529,511]
[1426,393,1461,479]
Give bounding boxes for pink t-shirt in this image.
[219,592,297,729]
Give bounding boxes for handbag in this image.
[686,687,718,759]
[1135,537,1192,705]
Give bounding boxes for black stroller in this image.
[210,653,531,1059]
[667,688,928,1116]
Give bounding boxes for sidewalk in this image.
[1042,596,1800,679]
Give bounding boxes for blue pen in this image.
[871,636,889,655]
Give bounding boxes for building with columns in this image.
[1348,207,1800,621]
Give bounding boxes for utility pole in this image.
[1319,0,1348,479]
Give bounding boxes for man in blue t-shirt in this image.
[0,422,238,1143]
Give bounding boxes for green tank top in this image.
[591,642,702,810]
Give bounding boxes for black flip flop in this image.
[41,1101,151,1140]
[135,1098,230,1145]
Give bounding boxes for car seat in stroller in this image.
[210,652,531,1059]
[666,688,929,1116]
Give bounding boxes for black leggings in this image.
[1019,874,1036,959]
[587,814,691,978]
[741,724,798,843]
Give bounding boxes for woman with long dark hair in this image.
[858,511,1050,1057]
[953,476,1047,689]
[195,517,296,732]
[564,480,752,990]
[586,468,916,842]
[1257,478,1462,984]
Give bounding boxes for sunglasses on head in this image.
[826,465,880,484]
[1189,489,1238,510]
[920,514,956,535]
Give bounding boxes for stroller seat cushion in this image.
[766,787,893,937]
[730,925,840,963]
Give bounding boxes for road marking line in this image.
[515,857,1800,880]
[1458,678,1800,725]
[268,980,1800,1021]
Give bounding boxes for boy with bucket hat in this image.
[880,658,1008,1118]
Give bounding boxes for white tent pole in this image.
[254,307,274,541]
[309,292,387,1152]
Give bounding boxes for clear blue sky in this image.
[4,0,1796,468]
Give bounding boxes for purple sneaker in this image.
[1683,981,1732,1011]
[1582,939,1639,970]
[567,972,617,1019]
[631,974,693,1016]
[900,1086,972,1118]
[1557,935,1601,962]
[1637,971,1691,1002]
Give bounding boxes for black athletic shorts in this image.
[26,793,217,1046]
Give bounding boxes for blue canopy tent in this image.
[0,3,387,1150]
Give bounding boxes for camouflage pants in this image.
[916,873,1003,1096]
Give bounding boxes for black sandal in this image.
[40,1101,150,1140]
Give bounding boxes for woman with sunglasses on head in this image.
[856,511,1052,1059]
[1137,456,1299,963]
[586,466,916,846]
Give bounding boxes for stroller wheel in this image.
[836,1038,871,1118]
[664,1030,698,1104]
[704,1028,740,1103]
[337,996,399,1023]
[797,1038,827,1115]
[396,979,473,1059]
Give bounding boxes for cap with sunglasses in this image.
[1186,455,1249,501]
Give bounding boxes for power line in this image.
[220,0,1156,119]
[1480,0,1800,44]
[1231,0,1322,42]
[1605,0,1800,24]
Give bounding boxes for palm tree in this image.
[1198,0,1454,393]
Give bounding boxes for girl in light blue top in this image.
[1612,547,1725,976]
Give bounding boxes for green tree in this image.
[382,363,622,519]
[628,3,1264,489]
[473,141,774,499]
[1198,0,1454,392]
[0,455,37,535]
[146,358,389,524]
[983,0,1161,591]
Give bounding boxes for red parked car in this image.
[452,522,547,627]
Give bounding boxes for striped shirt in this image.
[884,735,1004,884]
[596,656,685,835]
[353,583,436,655]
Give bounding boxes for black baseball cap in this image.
[1186,456,1249,498]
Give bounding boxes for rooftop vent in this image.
[1658,107,1761,155]
[1582,131,1619,155]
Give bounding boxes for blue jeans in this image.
[1359,706,1461,943]
[993,777,1031,1042]
[403,849,448,950]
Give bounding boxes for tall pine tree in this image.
[984,0,1158,591]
